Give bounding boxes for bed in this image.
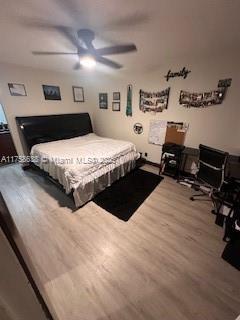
[16,113,139,207]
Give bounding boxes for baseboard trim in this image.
[145,160,160,168]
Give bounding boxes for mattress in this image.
[31,133,139,206]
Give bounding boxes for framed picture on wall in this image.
[73,86,84,102]
[8,83,27,96]
[42,85,61,100]
[99,93,108,109]
[113,92,120,101]
[112,101,120,111]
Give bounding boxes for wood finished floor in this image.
[0,164,239,320]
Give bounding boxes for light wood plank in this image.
[0,164,239,320]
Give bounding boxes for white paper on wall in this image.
[148,120,167,145]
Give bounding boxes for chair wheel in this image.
[190,197,194,201]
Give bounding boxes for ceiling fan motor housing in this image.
[77,29,95,43]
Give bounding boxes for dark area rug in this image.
[93,169,163,221]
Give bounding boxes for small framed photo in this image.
[73,86,84,102]
[99,93,108,109]
[112,101,120,111]
[113,92,120,100]
[218,78,232,88]
[42,85,61,100]
[8,83,27,96]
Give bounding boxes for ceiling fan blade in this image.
[73,62,81,70]
[96,44,137,56]
[95,56,122,69]
[22,19,85,50]
[56,26,84,50]
[32,51,79,55]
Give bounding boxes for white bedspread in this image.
[31,133,139,194]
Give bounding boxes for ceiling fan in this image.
[32,28,137,70]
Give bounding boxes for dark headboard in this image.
[16,113,93,152]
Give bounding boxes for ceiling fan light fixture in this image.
[80,55,96,69]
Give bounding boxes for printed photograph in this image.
[8,83,27,96]
[42,85,61,100]
[112,101,120,111]
[73,86,84,102]
[99,93,108,109]
[113,92,120,100]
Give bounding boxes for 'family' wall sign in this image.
[164,67,191,81]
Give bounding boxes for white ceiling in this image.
[1,0,240,74]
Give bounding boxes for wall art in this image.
[73,86,84,102]
[164,67,191,81]
[126,85,132,117]
[112,101,120,111]
[179,78,231,108]
[99,93,108,109]
[113,92,120,101]
[139,87,170,113]
[179,88,225,108]
[42,85,61,100]
[8,83,27,96]
[133,123,143,134]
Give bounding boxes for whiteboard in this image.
[148,120,167,145]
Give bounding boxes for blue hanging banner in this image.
[126,84,132,117]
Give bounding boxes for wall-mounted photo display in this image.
[73,86,84,102]
[113,92,120,101]
[8,83,27,96]
[179,78,232,108]
[42,85,61,100]
[179,88,226,108]
[139,87,170,113]
[112,101,120,111]
[99,93,108,109]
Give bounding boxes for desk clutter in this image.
[159,142,240,270]
[152,121,240,270]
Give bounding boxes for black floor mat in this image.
[93,169,163,221]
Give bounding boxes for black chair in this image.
[190,144,229,201]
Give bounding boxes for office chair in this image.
[190,144,229,201]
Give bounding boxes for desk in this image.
[181,147,240,179]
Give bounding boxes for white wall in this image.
[92,53,240,163]
[0,52,239,162]
[0,63,95,155]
